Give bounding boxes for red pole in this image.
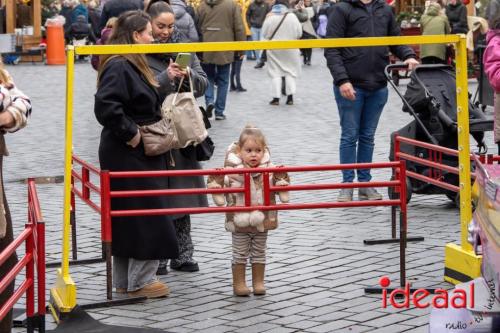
[37,220,46,317]
[25,222,35,329]
[263,172,270,206]
[244,173,251,206]
[100,170,113,300]
[399,160,408,287]
[82,167,90,200]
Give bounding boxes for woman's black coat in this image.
[146,30,209,220]
[94,57,179,260]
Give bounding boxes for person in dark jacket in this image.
[145,0,208,275]
[60,0,74,32]
[324,0,418,202]
[446,0,468,34]
[71,0,89,25]
[88,0,102,37]
[247,0,270,65]
[98,0,144,33]
[95,10,178,298]
[66,15,97,44]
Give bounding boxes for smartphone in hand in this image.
[175,53,191,69]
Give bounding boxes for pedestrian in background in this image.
[99,0,144,33]
[446,0,468,34]
[171,0,199,41]
[247,0,271,67]
[324,0,418,202]
[262,0,302,106]
[0,59,32,333]
[484,10,500,155]
[145,0,208,275]
[420,2,450,64]
[231,0,250,92]
[91,17,117,70]
[88,0,102,37]
[95,10,178,298]
[207,125,290,296]
[71,0,89,25]
[298,0,318,66]
[196,0,246,120]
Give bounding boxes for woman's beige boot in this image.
[232,264,251,296]
[252,263,266,295]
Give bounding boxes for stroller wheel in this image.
[388,176,412,203]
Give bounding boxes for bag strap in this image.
[172,67,193,105]
[269,12,289,41]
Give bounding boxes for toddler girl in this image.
[207,125,290,296]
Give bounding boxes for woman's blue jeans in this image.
[334,86,388,183]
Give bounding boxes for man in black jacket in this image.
[98,0,144,33]
[324,0,418,202]
[247,0,270,65]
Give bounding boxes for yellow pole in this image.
[49,46,77,318]
[443,35,481,285]
[62,47,74,276]
[455,36,473,252]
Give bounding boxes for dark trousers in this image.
[230,59,243,89]
[301,48,312,63]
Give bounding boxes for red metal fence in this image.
[0,179,45,333]
[70,155,411,302]
[394,135,500,197]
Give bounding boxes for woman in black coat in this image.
[94,10,178,298]
[446,0,469,34]
[145,0,209,274]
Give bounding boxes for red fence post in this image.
[399,160,408,287]
[70,173,77,261]
[37,218,46,332]
[100,170,113,300]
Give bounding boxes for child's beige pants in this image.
[232,232,268,264]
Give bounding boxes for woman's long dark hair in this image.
[98,10,158,87]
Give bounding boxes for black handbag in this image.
[195,136,215,161]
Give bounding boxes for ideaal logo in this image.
[379,276,475,309]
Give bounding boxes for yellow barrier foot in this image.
[49,268,77,323]
[444,243,482,285]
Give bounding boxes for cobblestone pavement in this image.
[6,49,494,333]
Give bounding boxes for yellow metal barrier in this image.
[54,35,478,314]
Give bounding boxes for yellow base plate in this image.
[49,268,77,318]
[444,243,482,285]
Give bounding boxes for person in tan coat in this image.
[207,125,290,296]
[196,0,246,120]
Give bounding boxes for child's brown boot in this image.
[252,263,266,295]
[232,264,251,296]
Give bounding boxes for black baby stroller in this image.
[387,64,493,205]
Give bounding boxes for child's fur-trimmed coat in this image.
[207,142,290,233]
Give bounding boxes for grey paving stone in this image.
[307,319,358,332]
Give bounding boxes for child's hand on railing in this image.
[274,168,290,203]
[207,172,226,206]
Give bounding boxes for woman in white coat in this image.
[262,0,303,106]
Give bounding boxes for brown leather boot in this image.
[232,264,251,296]
[252,263,266,295]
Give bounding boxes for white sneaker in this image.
[359,187,383,200]
[337,188,354,202]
